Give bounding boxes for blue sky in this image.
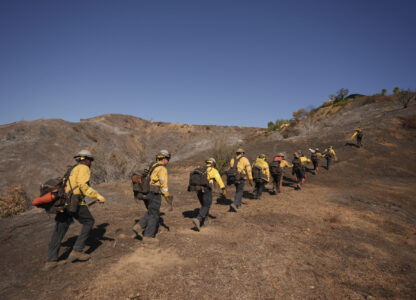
[1,0,415,127]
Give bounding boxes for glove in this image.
[96,194,106,204]
[222,188,227,197]
[165,195,174,211]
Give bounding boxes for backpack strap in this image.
[233,156,243,169]
[148,162,164,178]
[61,164,78,198]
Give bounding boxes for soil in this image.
[0,97,415,299]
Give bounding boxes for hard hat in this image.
[236,148,245,154]
[294,152,300,158]
[156,149,171,160]
[206,157,216,165]
[258,154,266,159]
[74,149,94,161]
[315,148,320,151]
[278,152,285,157]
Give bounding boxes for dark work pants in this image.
[272,173,282,192]
[326,157,332,170]
[312,159,319,171]
[233,180,245,208]
[357,136,362,147]
[254,181,265,198]
[197,187,212,222]
[47,205,95,262]
[295,169,305,186]
[139,192,161,238]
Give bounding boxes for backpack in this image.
[131,162,162,199]
[187,166,209,191]
[311,153,318,161]
[269,161,282,175]
[252,165,267,182]
[292,157,302,173]
[32,165,77,214]
[225,156,243,185]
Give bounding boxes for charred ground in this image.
[0,96,415,299]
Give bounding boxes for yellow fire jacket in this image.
[300,156,312,165]
[280,159,293,168]
[65,164,98,198]
[230,154,253,181]
[324,148,337,160]
[252,157,270,182]
[352,130,362,138]
[207,164,225,189]
[150,162,169,197]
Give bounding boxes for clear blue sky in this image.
[1,0,415,127]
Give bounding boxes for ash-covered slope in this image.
[0,114,263,199]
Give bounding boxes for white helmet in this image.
[156,149,171,160]
[74,149,94,161]
[206,157,216,165]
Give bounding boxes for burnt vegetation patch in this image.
[402,115,416,129]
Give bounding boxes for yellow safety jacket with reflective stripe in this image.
[206,164,225,189]
[230,155,253,181]
[150,162,169,197]
[252,158,270,182]
[65,164,98,199]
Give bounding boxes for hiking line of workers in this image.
[42,128,362,271]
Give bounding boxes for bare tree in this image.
[398,90,416,108]
[336,88,349,101]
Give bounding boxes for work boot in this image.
[204,216,211,226]
[192,218,201,231]
[142,236,159,246]
[68,250,90,262]
[42,259,67,271]
[296,184,301,190]
[230,203,237,212]
[42,261,58,272]
[132,223,144,239]
[270,190,276,195]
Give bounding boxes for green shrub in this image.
[267,121,276,132]
[211,141,239,175]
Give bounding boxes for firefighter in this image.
[324,146,337,170]
[43,150,106,271]
[310,148,322,174]
[352,128,364,148]
[292,152,311,190]
[133,150,172,243]
[252,154,270,199]
[192,158,226,231]
[229,148,253,212]
[269,153,292,194]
